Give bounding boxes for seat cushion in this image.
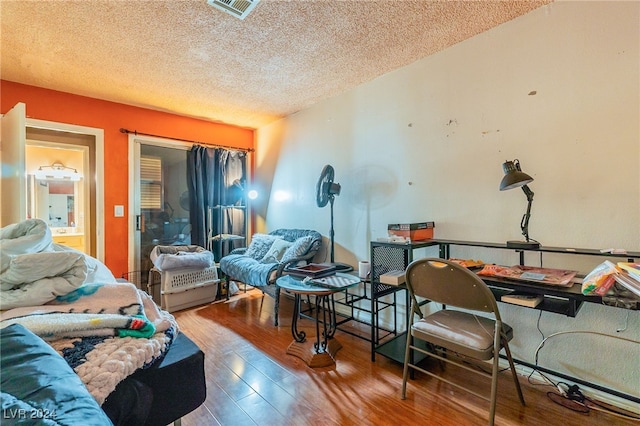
[219,254,279,287]
[411,309,513,360]
[102,378,153,425]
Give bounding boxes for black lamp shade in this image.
[500,160,533,191]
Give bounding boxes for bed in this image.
[0,219,206,425]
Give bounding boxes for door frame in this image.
[127,133,191,273]
[26,118,105,262]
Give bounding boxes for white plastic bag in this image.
[582,261,617,295]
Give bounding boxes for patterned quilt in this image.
[0,282,177,405]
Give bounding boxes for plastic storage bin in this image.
[148,266,219,312]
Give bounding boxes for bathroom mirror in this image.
[27,174,78,228]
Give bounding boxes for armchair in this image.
[219,229,323,325]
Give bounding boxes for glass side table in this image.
[276,273,360,368]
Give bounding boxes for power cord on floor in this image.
[526,310,546,386]
[524,311,640,421]
[617,310,630,333]
[547,388,589,414]
[546,383,640,421]
[534,330,640,363]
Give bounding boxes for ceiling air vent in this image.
[207,0,260,20]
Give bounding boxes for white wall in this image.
[255,1,640,408]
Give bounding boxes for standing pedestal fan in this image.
[316,165,353,272]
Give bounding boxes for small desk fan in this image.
[316,165,353,272]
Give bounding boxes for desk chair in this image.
[401,258,525,426]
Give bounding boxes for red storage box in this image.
[388,222,435,241]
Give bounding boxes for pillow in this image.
[281,235,314,263]
[261,238,293,263]
[244,234,281,260]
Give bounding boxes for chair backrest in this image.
[405,258,500,317]
[268,229,323,256]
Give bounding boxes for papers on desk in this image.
[614,262,640,297]
[478,265,577,287]
[614,272,640,297]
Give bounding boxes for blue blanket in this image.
[219,254,278,287]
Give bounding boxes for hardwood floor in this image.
[173,288,636,426]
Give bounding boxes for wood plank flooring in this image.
[173,288,636,426]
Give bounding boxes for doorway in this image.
[25,132,94,255]
[128,134,191,290]
[127,133,250,293]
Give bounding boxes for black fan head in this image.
[316,165,334,207]
[316,165,342,207]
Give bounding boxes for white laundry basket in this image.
[149,266,219,312]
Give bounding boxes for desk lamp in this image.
[500,159,540,249]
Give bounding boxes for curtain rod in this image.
[119,128,254,152]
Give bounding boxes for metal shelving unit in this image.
[370,240,437,362]
[207,204,247,260]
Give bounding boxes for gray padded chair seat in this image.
[412,309,514,360]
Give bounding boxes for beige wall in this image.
[256,1,639,409]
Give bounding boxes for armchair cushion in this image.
[261,239,293,263]
[281,235,314,263]
[220,229,322,288]
[244,234,280,260]
[219,255,278,288]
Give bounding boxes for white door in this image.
[0,102,27,227]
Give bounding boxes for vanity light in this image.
[34,162,82,181]
[500,159,540,249]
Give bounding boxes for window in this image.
[140,156,162,210]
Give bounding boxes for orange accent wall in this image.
[1,80,254,277]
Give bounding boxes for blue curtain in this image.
[187,146,217,248]
[187,146,246,259]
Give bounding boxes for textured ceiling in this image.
[1,1,551,129]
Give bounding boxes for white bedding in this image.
[0,219,116,310]
[0,219,177,406]
[150,244,214,271]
